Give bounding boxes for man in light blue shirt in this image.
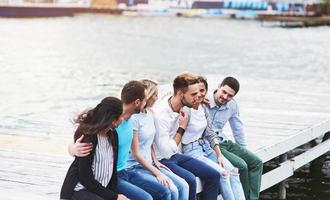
[207,76,263,200]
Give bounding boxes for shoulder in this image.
[181,106,190,113]
[226,99,240,116]
[130,113,140,122]
[124,118,133,125]
[228,99,239,109]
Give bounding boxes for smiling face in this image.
[191,82,207,109]
[215,85,236,106]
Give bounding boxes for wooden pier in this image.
[1,78,330,199]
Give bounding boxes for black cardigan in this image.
[60,130,119,200]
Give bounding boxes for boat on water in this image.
[0,0,122,17]
[0,5,76,17]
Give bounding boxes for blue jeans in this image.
[159,167,189,200]
[127,165,172,200]
[182,139,246,200]
[220,140,263,200]
[160,153,220,200]
[117,170,153,200]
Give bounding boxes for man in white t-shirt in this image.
[153,72,220,200]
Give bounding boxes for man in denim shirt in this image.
[207,76,263,200]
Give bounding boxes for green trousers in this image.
[220,140,263,200]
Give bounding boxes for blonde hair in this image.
[141,79,158,100]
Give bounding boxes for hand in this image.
[232,167,239,174]
[117,194,129,200]
[178,111,188,129]
[203,97,210,106]
[154,160,172,172]
[217,155,225,168]
[156,173,171,187]
[71,135,93,157]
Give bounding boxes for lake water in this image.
[1,15,330,137]
[1,14,330,199]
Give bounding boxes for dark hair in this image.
[198,76,208,91]
[173,72,199,95]
[74,96,123,142]
[220,76,240,94]
[121,80,146,104]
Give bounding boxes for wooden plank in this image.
[0,148,71,200]
[260,138,330,191]
[255,119,330,162]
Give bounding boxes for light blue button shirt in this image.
[207,92,246,146]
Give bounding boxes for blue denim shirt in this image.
[207,92,246,147]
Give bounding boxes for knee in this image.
[144,193,153,200]
[229,169,241,180]
[180,180,190,193]
[208,168,221,182]
[162,188,172,199]
[231,167,239,174]
[256,157,263,168]
[251,156,263,171]
[155,186,171,200]
[238,161,248,172]
[220,172,230,182]
[138,191,153,200]
[184,174,197,188]
[221,170,228,177]
[169,186,179,199]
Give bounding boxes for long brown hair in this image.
[74,96,123,142]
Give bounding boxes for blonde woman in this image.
[126,79,189,200]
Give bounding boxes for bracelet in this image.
[177,127,185,136]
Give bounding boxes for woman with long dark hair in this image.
[60,96,128,200]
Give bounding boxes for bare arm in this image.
[213,144,225,167]
[151,145,171,172]
[131,131,170,187]
[173,111,188,145]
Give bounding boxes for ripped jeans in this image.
[182,139,246,200]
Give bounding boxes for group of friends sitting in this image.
[60,72,263,200]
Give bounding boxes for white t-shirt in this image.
[153,95,180,159]
[182,105,207,144]
[126,109,156,168]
